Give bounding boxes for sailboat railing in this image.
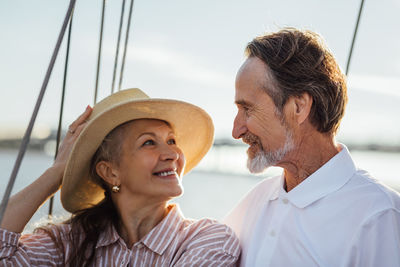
[94,0,107,105]
[0,0,77,225]
[345,0,365,76]
[118,0,135,91]
[111,0,127,94]
[48,9,75,218]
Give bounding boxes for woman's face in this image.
[113,119,185,202]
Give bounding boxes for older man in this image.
[224,28,400,266]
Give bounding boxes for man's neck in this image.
[279,132,340,192]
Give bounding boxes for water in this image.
[1,147,399,232]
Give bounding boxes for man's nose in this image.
[232,113,247,139]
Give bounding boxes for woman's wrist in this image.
[44,164,65,193]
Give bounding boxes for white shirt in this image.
[224,144,400,267]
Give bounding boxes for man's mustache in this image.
[242,132,261,146]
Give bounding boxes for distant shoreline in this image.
[1,137,400,153]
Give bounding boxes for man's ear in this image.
[96,160,120,185]
[292,93,313,125]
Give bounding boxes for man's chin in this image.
[247,166,268,174]
[247,154,271,173]
[246,145,259,159]
[247,134,295,173]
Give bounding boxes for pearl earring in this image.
[112,185,120,193]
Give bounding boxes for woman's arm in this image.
[0,106,92,233]
[0,225,69,266]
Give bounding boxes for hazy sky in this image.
[1,0,400,145]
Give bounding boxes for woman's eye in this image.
[143,140,155,146]
[167,138,176,145]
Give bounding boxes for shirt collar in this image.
[268,174,283,201]
[96,222,121,249]
[95,203,185,254]
[141,204,184,255]
[277,143,356,208]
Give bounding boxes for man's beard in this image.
[244,129,294,173]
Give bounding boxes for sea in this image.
[1,146,399,232]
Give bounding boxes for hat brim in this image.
[61,96,214,213]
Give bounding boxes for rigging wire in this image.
[345,0,365,76]
[111,0,127,94]
[94,0,106,105]
[118,0,135,91]
[0,0,77,225]
[48,9,75,218]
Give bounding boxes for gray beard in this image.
[247,131,294,173]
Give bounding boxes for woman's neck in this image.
[116,200,170,247]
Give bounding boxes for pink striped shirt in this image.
[0,204,240,266]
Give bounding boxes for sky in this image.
[1,0,400,145]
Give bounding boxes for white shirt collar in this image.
[270,143,356,208]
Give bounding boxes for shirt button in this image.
[137,243,143,249]
[282,198,289,204]
[121,260,125,264]
[270,230,276,237]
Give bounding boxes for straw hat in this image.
[61,88,214,213]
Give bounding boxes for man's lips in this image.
[243,140,261,152]
[242,133,263,157]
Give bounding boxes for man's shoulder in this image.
[248,175,281,196]
[345,168,400,211]
[228,175,281,208]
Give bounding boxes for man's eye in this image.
[143,140,155,146]
[241,106,250,114]
[167,139,176,145]
[239,104,248,111]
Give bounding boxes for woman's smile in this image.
[153,168,179,179]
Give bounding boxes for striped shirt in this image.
[0,204,240,266]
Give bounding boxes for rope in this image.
[345,0,365,76]
[94,0,106,105]
[111,0,127,94]
[118,0,135,91]
[0,0,77,225]
[48,9,75,218]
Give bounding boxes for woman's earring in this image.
[112,185,120,193]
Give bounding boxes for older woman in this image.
[0,89,240,266]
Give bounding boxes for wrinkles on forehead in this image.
[237,57,280,99]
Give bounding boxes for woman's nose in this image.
[160,144,180,161]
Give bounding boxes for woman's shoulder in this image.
[183,217,235,235]
[180,217,240,257]
[30,222,73,241]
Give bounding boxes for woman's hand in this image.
[49,106,92,191]
[52,106,92,180]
